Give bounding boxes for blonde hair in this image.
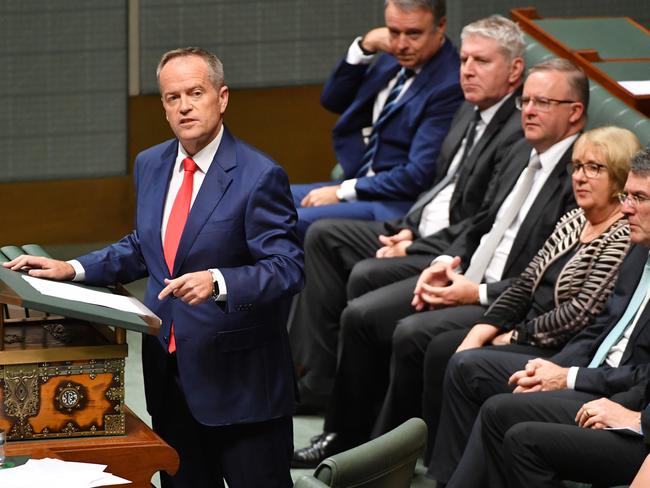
[573,126,641,197]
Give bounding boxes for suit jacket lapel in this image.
[148,141,177,277]
[502,145,573,275]
[348,60,400,118]
[172,127,236,276]
[490,142,532,211]
[462,88,521,177]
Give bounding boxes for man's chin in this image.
[397,57,417,68]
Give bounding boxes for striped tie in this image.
[356,67,415,178]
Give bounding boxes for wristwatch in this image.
[510,330,519,344]
[209,269,221,302]
[358,38,376,56]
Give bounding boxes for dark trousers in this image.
[451,390,646,488]
[373,307,485,441]
[152,354,293,488]
[291,182,412,242]
[418,332,557,463]
[428,347,544,482]
[322,273,425,448]
[288,218,432,396]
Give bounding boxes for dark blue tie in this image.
[356,67,415,178]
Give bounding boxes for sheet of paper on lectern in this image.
[22,275,151,316]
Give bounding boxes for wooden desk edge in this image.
[511,7,650,116]
[6,406,179,487]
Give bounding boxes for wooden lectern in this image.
[0,244,178,485]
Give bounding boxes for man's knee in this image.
[503,421,543,463]
[392,314,428,362]
[340,298,369,341]
[304,219,337,250]
[347,258,383,299]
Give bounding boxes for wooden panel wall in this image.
[1,84,337,245]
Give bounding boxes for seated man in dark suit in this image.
[289,14,525,413]
[293,58,588,467]
[429,148,650,488]
[290,0,463,240]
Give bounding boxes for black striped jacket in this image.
[482,208,630,348]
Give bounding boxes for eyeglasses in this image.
[515,96,576,112]
[566,162,606,178]
[618,191,650,208]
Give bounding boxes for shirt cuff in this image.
[209,268,227,301]
[68,260,84,281]
[431,255,455,266]
[337,179,358,201]
[346,36,375,65]
[478,284,488,306]
[567,367,579,389]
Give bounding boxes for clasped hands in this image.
[508,358,569,393]
[2,255,213,306]
[509,358,639,431]
[376,229,414,258]
[411,256,479,311]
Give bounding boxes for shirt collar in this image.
[176,124,224,174]
[533,133,580,174]
[478,91,513,126]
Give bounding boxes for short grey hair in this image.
[461,15,525,61]
[385,0,446,25]
[156,47,224,91]
[529,58,589,110]
[630,147,650,177]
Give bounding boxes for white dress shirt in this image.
[70,126,228,300]
[337,37,422,201]
[474,134,578,304]
[417,96,509,237]
[568,251,650,388]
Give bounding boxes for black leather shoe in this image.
[292,432,343,468]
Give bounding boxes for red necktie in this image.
[163,157,198,353]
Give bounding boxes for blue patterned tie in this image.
[588,255,650,367]
[356,67,415,178]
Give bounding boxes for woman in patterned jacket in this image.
[419,125,641,463]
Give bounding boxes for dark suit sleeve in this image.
[321,58,369,114]
[354,83,464,200]
[218,165,305,313]
[575,363,650,401]
[404,139,526,260]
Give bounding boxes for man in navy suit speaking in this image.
[5,48,304,488]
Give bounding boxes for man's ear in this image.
[218,85,229,114]
[508,57,525,86]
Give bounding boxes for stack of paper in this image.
[0,458,131,487]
